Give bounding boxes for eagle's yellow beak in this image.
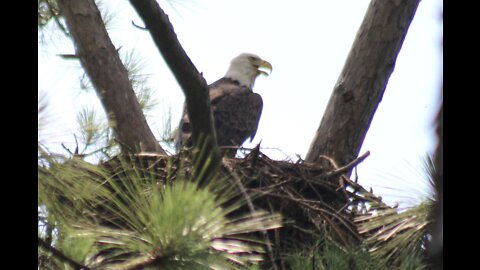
[256,59,273,76]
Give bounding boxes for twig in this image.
[46,0,70,36]
[61,143,74,156]
[38,238,90,270]
[131,20,147,30]
[247,141,262,177]
[267,199,286,270]
[57,54,79,59]
[264,191,361,242]
[224,162,279,270]
[319,151,370,179]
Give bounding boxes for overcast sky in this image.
[38,0,443,208]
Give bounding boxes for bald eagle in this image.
[175,53,272,157]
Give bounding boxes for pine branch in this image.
[38,238,90,270]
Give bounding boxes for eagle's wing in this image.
[210,83,263,148]
[175,79,263,154]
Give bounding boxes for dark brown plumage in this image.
[175,53,272,157]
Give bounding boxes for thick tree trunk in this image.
[305,0,420,175]
[129,0,221,183]
[58,0,165,155]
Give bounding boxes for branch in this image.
[319,151,370,179]
[306,0,421,177]
[129,0,221,181]
[109,255,160,270]
[58,0,165,155]
[38,238,90,270]
[224,161,278,270]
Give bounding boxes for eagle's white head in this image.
[224,53,273,89]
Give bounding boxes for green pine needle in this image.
[38,151,282,269]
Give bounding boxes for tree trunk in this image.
[58,0,165,155]
[305,0,420,175]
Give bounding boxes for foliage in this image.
[286,196,432,270]
[353,155,437,270]
[76,107,109,152]
[38,0,64,32]
[286,232,382,270]
[356,203,430,269]
[122,49,159,114]
[38,147,282,269]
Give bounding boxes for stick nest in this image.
[102,148,391,253]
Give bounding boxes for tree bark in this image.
[305,0,420,175]
[129,0,221,182]
[58,0,165,155]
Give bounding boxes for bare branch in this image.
[129,0,221,181]
[319,151,370,179]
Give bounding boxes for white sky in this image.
[38,0,443,208]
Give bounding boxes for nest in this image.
[101,147,391,261]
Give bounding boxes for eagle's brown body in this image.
[175,78,263,157]
[175,53,271,157]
